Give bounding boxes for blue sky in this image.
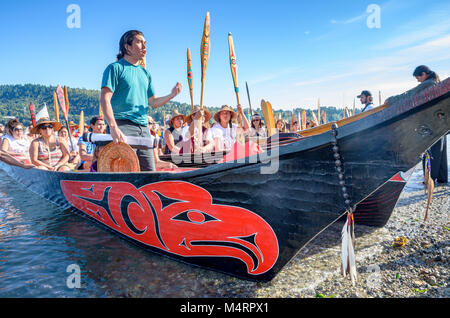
[1,0,449,111]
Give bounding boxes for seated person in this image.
[163,110,189,155]
[78,116,106,170]
[58,126,81,169]
[148,116,164,156]
[1,118,31,164]
[184,106,214,153]
[248,113,267,138]
[290,121,299,133]
[275,119,287,133]
[385,65,440,106]
[210,104,249,151]
[29,118,70,172]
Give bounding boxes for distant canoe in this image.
[1,78,449,281]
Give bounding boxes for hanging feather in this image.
[341,212,357,285]
[423,152,434,221]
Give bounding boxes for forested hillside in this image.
[0,84,360,127]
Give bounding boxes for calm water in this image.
[0,136,448,297]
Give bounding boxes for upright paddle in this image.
[53,91,60,122]
[261,100,275,136]
[245,81,253,117]
[228,32,243,129]
[29,103,36,127]
[56,85,75,151]
[317,98,321,125]
[302,110,307,131]
[79,110,85,138]
[187,48,194,112]
[199,11,210,110]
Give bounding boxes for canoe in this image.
[1,78,449,281]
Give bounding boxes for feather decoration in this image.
[423,152,434,221]
[341,213,357,285]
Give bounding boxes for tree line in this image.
[0,84,361,127]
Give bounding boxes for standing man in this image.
[100,30,182,171]
[357,90,374,112]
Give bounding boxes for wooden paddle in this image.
[245,81,253,117]
[79,110,85,138]
[200,11,210,110]
[56,85,75,151]
[378,90,382,105]
[228,32,244,130]
[187,48,194,112]
[99,96,103,118]
[311,111,319,126]
[302,110,307,130]
[53,91,60,122]
[261,100,276,136]
[317,98,321,125]
[29,103,36,127]
[352,98,356,116]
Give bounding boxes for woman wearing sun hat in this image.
[184,106,214,153]
[210,104,249,151]
[163,110,189,155]
[29,117,71,171]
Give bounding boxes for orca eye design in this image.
[171,210,219,224]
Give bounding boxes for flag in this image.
[36,103,50,122]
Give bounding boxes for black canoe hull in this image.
[1,79,449,281]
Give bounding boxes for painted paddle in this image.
[261,100,275,136]
[321,109,327,124]
[79,110,85,138]
[317,98,321,125]
[29,103,36,127]
[228,32,244,129]
[245,81,253,117]
[99,96,103,118]
[64,86,70,116]
[53,91,60,122]
[187,48,194,112]
[302,110,306,131]
[56,85,75,151]
[200,11,210,109]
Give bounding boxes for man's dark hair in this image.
[117,30,144,60]
[90,116,104,126]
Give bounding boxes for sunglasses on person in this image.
[13,127,24,132]
[40,124,53,130]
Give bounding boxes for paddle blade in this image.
[99,96,103,118]
[317,98,321,125]
[53,91,60,122]
[28,103,36,127]
[64,86,70,115]
[200,11,210,108]
[79,110,85,136]
[302,110,307,130]
[56,85,68,121]
[187,48,194,110]
[228,33,239,94]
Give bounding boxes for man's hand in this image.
[110,125,126,144]
[171,82,182,98]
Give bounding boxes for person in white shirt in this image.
[210,104,249,151]
[184,106,214,153]
[1,118,31,164]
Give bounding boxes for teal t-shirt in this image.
[101,58,155,126]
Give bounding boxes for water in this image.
[0,136,448,297]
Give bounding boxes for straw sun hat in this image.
[30,117,62,135]
[97,142,140,172]
[168,110,187,127]
[186,106,212,124]
[213,105,237,122]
